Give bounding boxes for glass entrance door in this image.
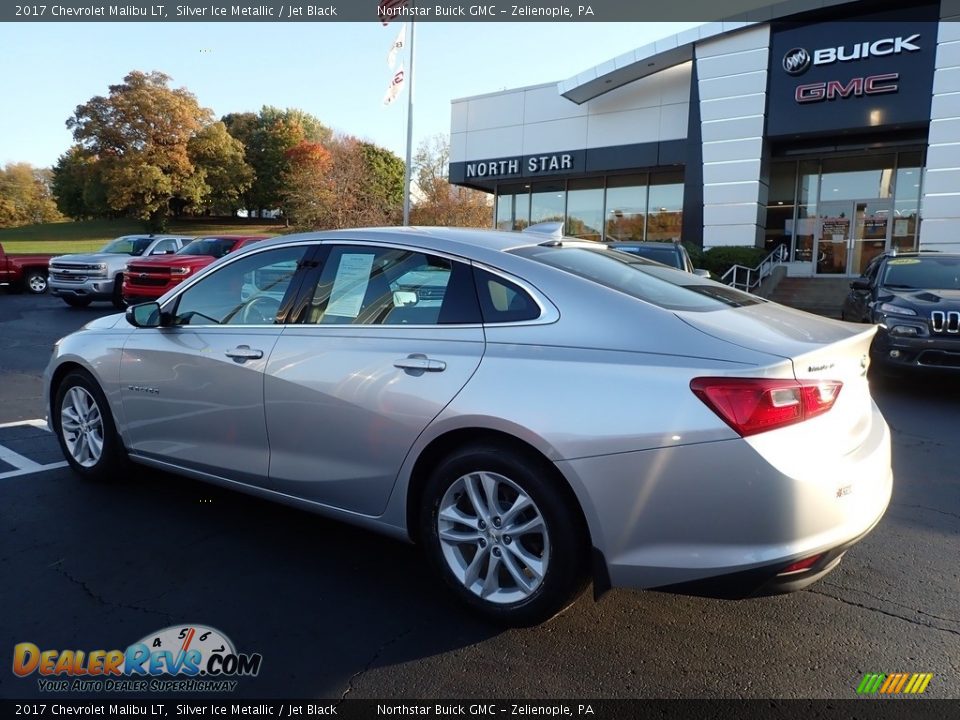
[815,200,891,276]
[815,202,851,275]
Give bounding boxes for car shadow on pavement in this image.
[2,461,505,700]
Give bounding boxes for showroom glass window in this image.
[530,182,565,225]
[647,172,684,242]
[496,183,529,231]
[172,246,308,326]
[893,151,923,252]
[605,175,647,242]
[565,178,604,241]
[766,162,797,260]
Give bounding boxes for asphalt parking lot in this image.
[1,291,957,700]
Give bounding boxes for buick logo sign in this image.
[783,47,811,75]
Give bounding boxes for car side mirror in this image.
[126,302,163,328]
[850,279,871,291]
[693,268,711,278]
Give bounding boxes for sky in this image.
[0,21,701,169]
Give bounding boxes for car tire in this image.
[112,276,126,310]
[63,296,92,308]
[420,444,590,626]
[24,270,48,294]
[52,370,128,482]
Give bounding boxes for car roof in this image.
[606,241,682,249]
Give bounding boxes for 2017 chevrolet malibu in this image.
[45,227,892,625]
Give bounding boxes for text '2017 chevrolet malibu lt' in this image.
[45,227,892,625]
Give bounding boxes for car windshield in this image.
[101,237,153,256]
[881,257,960,290]
[510,245,762,311]
[612,245,683,269]
[179,238,237,258]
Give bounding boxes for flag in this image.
[383,65,405,105]
[378,0,409,26]
[388,23,406,69]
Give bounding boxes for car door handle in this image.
[394,354,446,372]
[224,345,264,361]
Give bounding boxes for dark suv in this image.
[606,241,709,276]
[841,252,960,373]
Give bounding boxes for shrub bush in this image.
[702,246,768,279]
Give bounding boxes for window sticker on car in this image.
[326,253,375,318]
[888,258,921,265]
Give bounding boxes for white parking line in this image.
[0,419,68,479]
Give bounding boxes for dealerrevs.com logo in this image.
[783,47,811,75]
[12,624,262,693]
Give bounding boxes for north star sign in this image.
[465,153,574,179]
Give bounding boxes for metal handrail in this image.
[720,244,788,293]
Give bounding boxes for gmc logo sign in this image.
[795,73,900,103]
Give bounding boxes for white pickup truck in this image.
[49,235,191,308]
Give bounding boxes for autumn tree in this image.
[410,134,491,227]
[280,141,333,228]
[0,163,63,228]
[63,71,213,229]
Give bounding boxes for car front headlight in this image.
[170,267,192,276]
[878,302,916,317]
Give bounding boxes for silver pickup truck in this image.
[49,235,191,308]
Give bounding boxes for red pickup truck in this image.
[0,242,55,294]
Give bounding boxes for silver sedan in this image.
[44,227,892,625]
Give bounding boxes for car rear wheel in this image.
[420,445,589,626]
[52,370,128,481]
[24,270,48,294]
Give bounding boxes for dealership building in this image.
[448,0,960,277]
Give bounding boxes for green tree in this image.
[0,162,64,228]
[186,122,254,215]
[227,107,331,217]
[66,70,212,229]
[410,134,492,227]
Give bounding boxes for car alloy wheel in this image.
[437,470,550,604]
[421,445,589,625]
[53,370,128,481]
[60,386,104,468]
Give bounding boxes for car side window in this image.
[151,239,178,255]
[305,245,480,325]
[473,268,541,323]
[172,246,308,326]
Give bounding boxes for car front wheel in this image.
[52,370,127,481]
[420,445,589,626]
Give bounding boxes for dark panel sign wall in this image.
[768,17,938,137]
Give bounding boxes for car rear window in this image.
[509,245,762,312]
[180,238,237,258]
[612,245,683,269]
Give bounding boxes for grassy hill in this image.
[0,218,287,254]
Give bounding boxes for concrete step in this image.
[767,277,850,319]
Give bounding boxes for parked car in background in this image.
[45,227,891,626]
[49,235,192,309]
[842,251,960,374]
[0,242,56,294]
[122,235,271,305]
[606,240,710,277]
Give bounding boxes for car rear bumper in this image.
[556,403,892,598]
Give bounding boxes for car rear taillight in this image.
[690,377,842,437]
[778,553,825,575]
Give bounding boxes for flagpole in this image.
[402,19,415,226]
